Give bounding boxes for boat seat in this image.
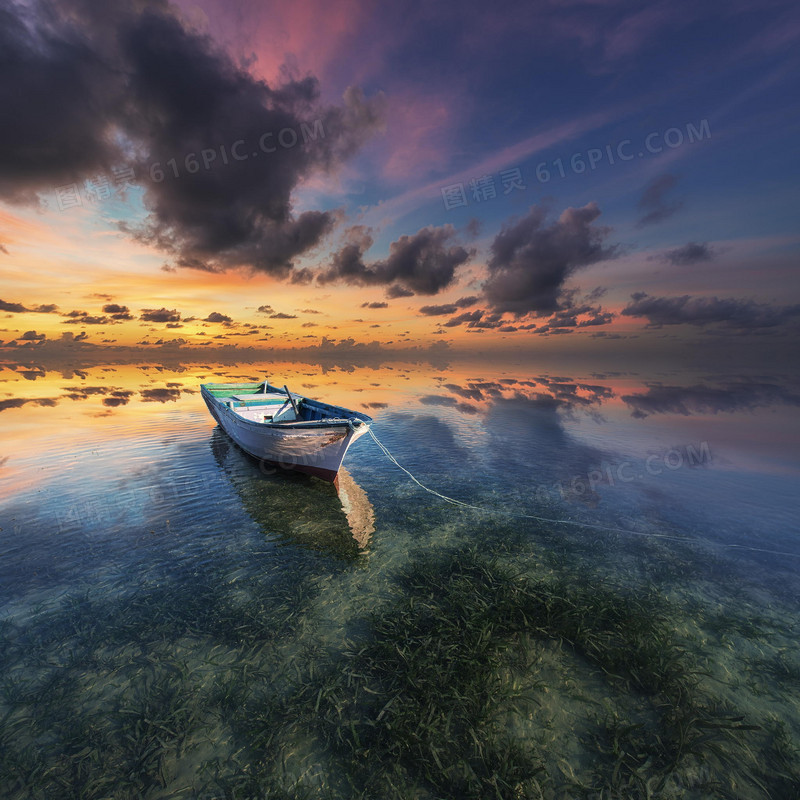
[272,403,297,423]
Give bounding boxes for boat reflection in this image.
[209,427,374,558]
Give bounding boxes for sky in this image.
[1,0,799,359]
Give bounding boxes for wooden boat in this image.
[200,379,372,483]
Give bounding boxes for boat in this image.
[200,379,372,484]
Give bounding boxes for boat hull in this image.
[201,386,370,483]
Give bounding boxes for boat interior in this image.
[224,393,304,423]
[204,383,353,425]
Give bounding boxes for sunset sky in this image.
[1,0,799,357]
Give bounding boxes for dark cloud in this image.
[0,299,59,313]
[289,268,315,285]
[483,203,617,316]
[62,314,111,325]
[466,218,481,238]
[18,368,46,381]
[103,303,134,320]
[636,174,683,227]
[536,301,615,330]
[418,296,480,316]
[61,386,134,405]
[386,285,415,299]
[577,311,614,327]
[622,381,800,418]
[0,0,383,276]
[444,383,485,401]
[103,395,131,407]
[140,308,181,323]
[443,310,486,328]
[257,305,274,314]
[657,242,715,266]
[621,292,800,330]
[20,330,46,341]
[59,330,90,343]
[204,312,232,323]
[420,304,460,316]
[0,397,58,412]
[0,0,127,203]
[361,301,388,309]
[418,394,478,414]
[140,388,182,403]
[270,312,297,319]
[319,225,472,295]
[438,309,510,330]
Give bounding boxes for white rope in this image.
[366,427,800,559]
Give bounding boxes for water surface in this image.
[1,356,799,798]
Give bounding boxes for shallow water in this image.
[1,356,799,798]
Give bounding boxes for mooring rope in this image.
[366,426,800,559]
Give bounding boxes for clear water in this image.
[1,357,799,798]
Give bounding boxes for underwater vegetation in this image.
[1,540,799,799]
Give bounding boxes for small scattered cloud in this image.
[319,225,473,295]
[140,388,182,403]
[386,285,415,299]
[0,397,58,412]
[465,218,481,238]
[0,299,59,313]
[102,303,134,320]
[636,174,683,227]
[103,395,131,407]
[62,313,111,325]
[140,308,181,323]
[418,296,480,316]
[655,242,715,266]
[0,299,26,313]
